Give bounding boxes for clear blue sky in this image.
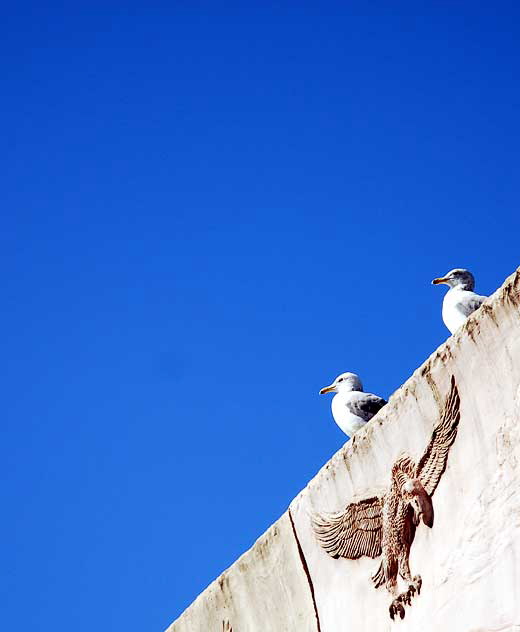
[3,3,519,631]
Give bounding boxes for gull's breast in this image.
[331,394,367,438]
[442,289,469,334]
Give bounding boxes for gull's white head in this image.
[432,268,475,291]
[319,372,363,395]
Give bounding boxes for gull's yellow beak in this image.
[432,276,449,285]
[319,384,335,395]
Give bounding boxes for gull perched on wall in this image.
[432,268,487,334]
[320,372,387,438]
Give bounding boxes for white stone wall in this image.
[167,268,520,632]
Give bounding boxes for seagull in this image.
[319,372,387,438]
[432,268,487,334]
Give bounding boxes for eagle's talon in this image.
[389,598,405,620]
[402,575,422,605]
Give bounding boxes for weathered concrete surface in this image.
[167,267,520,632]
[167,513,318,632]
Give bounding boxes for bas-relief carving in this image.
[313,376,461,620]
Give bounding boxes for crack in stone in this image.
[288,508,322,632]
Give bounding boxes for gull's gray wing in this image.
[456,292,486,318]
[346,392,387,422]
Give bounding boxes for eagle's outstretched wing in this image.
[415,375,460,497]
[312,496,383,559]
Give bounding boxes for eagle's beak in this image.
[432,276,449,285]
[319,384,335,395]
[415,493,434,528]
[406,479,434,528]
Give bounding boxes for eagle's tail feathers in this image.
[371,561,385,588]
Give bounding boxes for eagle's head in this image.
[402,479,434,528]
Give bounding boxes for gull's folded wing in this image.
[456,293,486,318]
[346,392,387,422]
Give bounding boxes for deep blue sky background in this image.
[3,3,520,631]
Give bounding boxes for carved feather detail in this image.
[415,375,460,496]
[312,496,383,559]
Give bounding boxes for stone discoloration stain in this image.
[465,317,480,344]
[438,344,455,367]
[504,269,520,309]
[480,302,499,328]
[424,372,442,410]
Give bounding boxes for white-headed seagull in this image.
[320,372,387,438]
[432,268,487,334]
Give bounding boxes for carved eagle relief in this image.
[313,376,461,619]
